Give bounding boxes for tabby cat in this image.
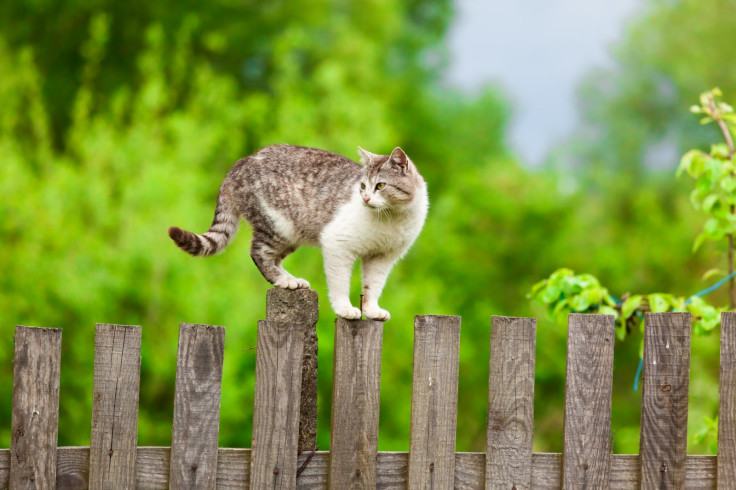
[168,144,428,321]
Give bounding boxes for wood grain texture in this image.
[328,318,383,489]
[136,447,170,489]
[562,314,615,488]
[0,449,719,489]
[250,320,305,489]
[486,316,536,490]
[719,311,736,486]
[10,326,62,490]
[55,447,88,489]
[89,324,141,490]
[640,312,691,489]
[407,315,461,489]
[169,323,226,490]
[266,288,319,452]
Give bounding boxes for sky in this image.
[446,0,645,165]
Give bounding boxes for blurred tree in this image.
[566,0,736,179]
[0,0,452,149]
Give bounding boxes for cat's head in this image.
[357,146,425,211]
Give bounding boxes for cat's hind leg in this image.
[250,233,310,290]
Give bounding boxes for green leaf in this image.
[528,279,548,298]
[570,293,591,311]
[712,144,730,159]
[678,149,706,178]
[648,294,671,313]
[539,285,561,304]
[721,175,736,193]
[599,305,618,317]
[702,268,725,281]
[622,295,643,319]
[703,193,720,211]
[693,231,707,252]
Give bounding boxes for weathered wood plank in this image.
[485,316,536,489]
[329,318,383,489]
[562,314,615,488]
[56,447,89,489]
[0,449,720,489]
[10,326,62,490]
[89,323,142,490]
[640,312,691,489]
[407,315,461,489]
[250,320,305,489]
[719,311,736,485]
[266,288,319,452]
[135,447,170,489]
[169,323,226,490]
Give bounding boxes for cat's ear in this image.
[388,147,409,173]
[357,146,378,164]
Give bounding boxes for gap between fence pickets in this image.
[0,449,719,488]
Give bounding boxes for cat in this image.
[168,144,428,321]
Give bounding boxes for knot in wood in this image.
[191,464,198,471]
[355,469,361,476]
[583,463,589,470]
[660,382,672,393]
[273,467,279,475]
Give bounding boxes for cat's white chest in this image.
[320,189,427,257]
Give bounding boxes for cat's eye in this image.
[375,182,386,190]
[360,182,366,190]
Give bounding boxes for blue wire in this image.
[630,270,736,392]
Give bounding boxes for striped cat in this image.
[169,145,428,321]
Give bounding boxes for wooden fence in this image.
[1,288,735,489]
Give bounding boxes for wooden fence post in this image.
[250,320,305,490]
[562,314,615,488]
[407,315,461,489]
[266,288,319,452]
[10,326,63,489]
[169,323,226,490]
[485,316,536,490]
[329,318,383,489]
[639,312,691,489]
[719,311,736,485]
[89,324,142,490]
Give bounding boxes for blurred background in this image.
[1,0,734,454]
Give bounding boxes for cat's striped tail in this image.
[168,195,240,257]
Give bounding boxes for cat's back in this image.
[224,145,362,243]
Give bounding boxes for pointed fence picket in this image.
[0,290,732,489]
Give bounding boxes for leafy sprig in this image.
[529,89,733,337]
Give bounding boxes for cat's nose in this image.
[362,195,370,203]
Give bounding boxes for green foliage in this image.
[679,89,736,250]
[531,90,734,338]
[0,0,730,458]
[529,269,723,339]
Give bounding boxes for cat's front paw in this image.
[334,305,362,320]
[274,277,311,290]
[364,306,390,321]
